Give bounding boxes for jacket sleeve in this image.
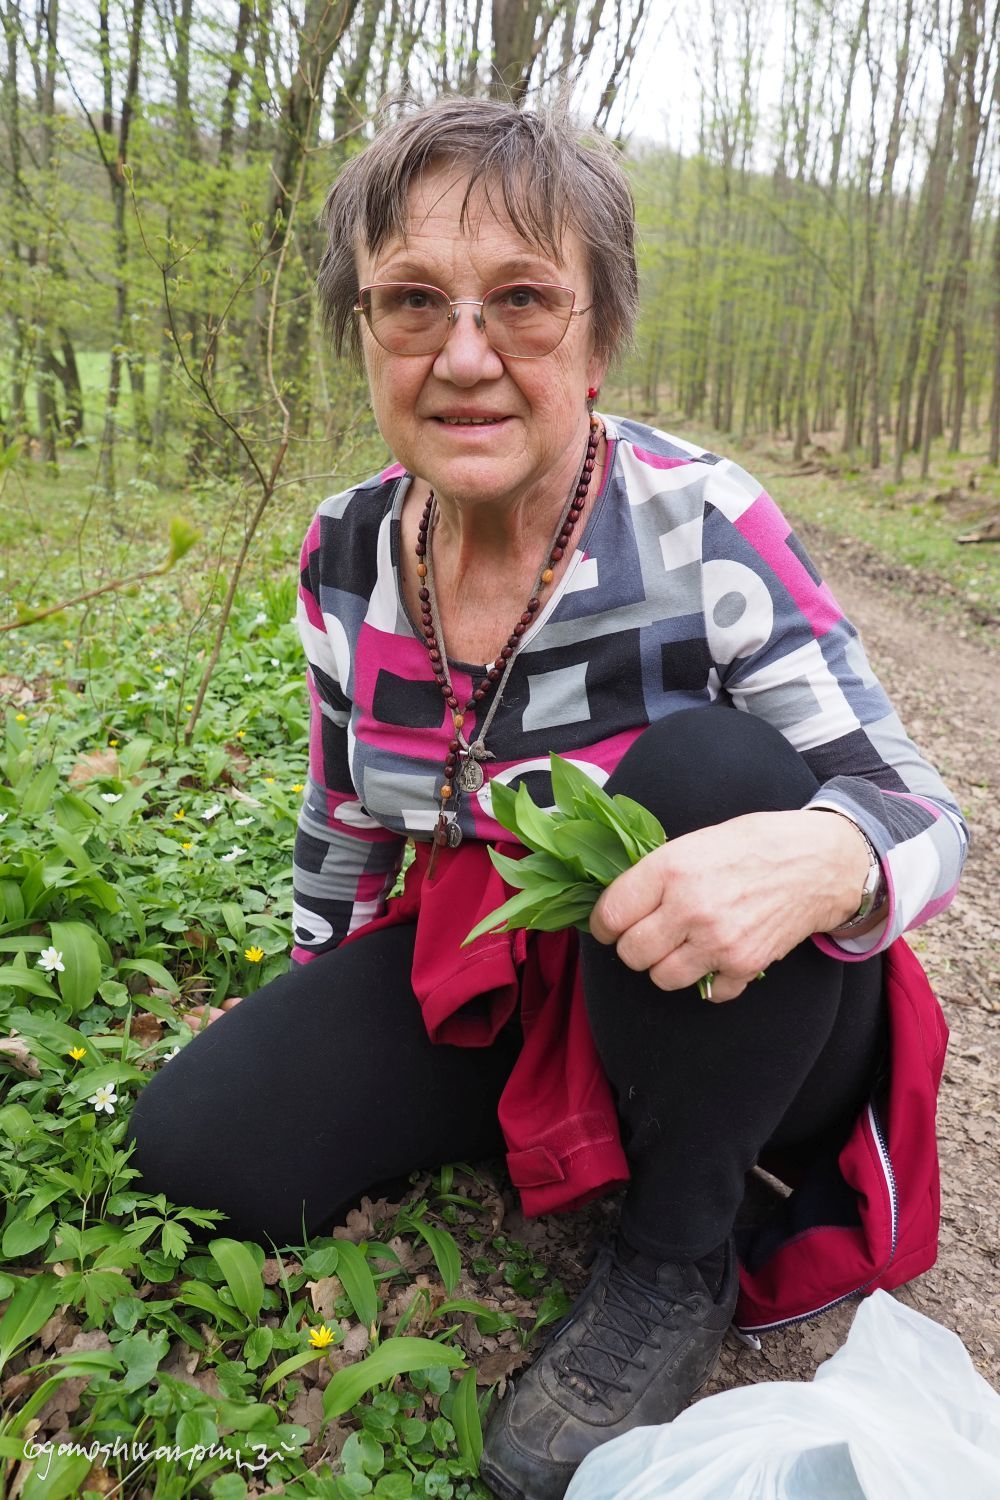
[290,508,407,965]
[700,470,969,959]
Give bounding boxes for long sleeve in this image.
[290,511,407,965]
[699,465,969,959]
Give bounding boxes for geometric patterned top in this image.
[292,413,969,965]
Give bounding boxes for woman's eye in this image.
[401,289,432,309]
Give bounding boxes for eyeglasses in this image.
[354,281,591,359]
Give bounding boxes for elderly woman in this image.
[127,98,966,1500]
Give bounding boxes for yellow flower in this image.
[263,776,275,785]
[173,809,186,821]
[68,1046,87,1061]
[185,704,193,712]
[15,713,27,722]
[54,658,64,667]
[154,664,163,673]
[244,945,265,963]
[181,841,193,851]
[292,783,304,793]
[109,739,119,747]
[236,729,246,740]
[308,1323,336,1350]
[63,639,72,649]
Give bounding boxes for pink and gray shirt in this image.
[291,414,968,965]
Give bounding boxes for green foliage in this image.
[463,755,666,945]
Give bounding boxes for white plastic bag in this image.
[563,1291,1000,1500]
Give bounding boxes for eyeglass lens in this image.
[361,284,576,357]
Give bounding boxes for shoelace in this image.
[556,1248,703,1411]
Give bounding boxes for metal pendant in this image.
[455,757,484,793]
[445,819,463,848]
[468,739,494,762]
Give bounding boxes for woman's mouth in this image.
[434,415,509,426]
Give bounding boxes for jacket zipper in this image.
[734,1097,899,1336]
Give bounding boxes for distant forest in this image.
[2,0,999,494]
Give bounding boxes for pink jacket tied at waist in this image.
[340,840,948,1333]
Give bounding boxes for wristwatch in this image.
[835,825,887,931]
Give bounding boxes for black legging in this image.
[125,708,886,1259]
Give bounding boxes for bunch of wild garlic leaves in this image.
[463,754,666,946]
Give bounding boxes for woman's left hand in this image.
[588,810,871,1002]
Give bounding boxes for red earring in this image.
[586,386,599,413]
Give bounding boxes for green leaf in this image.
[20,764,59,818]
[510,784,562,856]
[461,885,565,947]
[432,1298,517,1335]
[49,921,102,1013]
[401,1218,461,1295]
[20,1448,93,1500]
[0,1274,62,1370]
[548,753,611,819]
[118,957,179,993]
[167,516,202,565]
[115,1329,169,1392]
[2,1212,55,1260]
[243,1325,274,1369]
[611,794,667,853]
[220,903,247,945]
[451,1367,483,1469]
[485,777,519,834]
[209,1238,264,1325]
[0,965,57,999]
[547,820,632,885]
[486,848,573,890]
[322,1338,464,1420]
[333,1239,379,1329]
[260,1346,334,1395]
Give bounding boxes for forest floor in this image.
[363,479,1000,1403]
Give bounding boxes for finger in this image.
[647,954,749,1002]
[182,1005,225,1030]
[590,858,671,944]
[221,997,244,1009]
[614,910,684,974]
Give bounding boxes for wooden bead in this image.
[488,668,501,682]
[473,689,486,702]
[447,695,458,709]
[513,623,525,637]
[416,562,427,577]
[541,569,554,585]
[419,587,430,602]
[448,739,460,754]
[520,611,532,624]
[501,646,513,659]
[528,597,540,612]
[441,785,453,800]
[453,713,464,729]
[416,542,426,556]
[551,547,564,561]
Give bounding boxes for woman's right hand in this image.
[183,996,244,1031]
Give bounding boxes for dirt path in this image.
[493,528,1000,1392]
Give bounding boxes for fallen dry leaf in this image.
[474,1347,533,1392]
[0,1033,41,1078]
[307,1275,343,1321]
[286,1386,327,1440]
[129,1012,165,1047]
[68,748,120,787]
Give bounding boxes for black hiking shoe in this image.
[479,1235,738,1500]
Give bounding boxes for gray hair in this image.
[318,96,638,369]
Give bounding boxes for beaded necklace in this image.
[416,417,602,862]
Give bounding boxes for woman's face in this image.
[355,167,607,513]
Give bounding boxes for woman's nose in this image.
[432,305,504,385]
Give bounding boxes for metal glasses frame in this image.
[353,280,592,359]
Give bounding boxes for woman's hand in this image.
[183,997,244,1031]
[589,810,872,1002]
